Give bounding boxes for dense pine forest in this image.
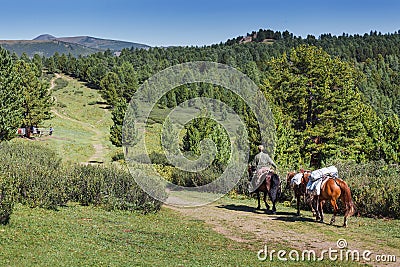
[39,29,400,169]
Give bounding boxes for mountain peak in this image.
[33,34,57,41]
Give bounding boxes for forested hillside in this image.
[41,30,400,170]
[0,47,52,141]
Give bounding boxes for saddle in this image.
[248,167,274,193]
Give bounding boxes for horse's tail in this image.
[336,178,356,217]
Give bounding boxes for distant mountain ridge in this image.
[55,36,150,51]
[33,34,57,41]
[0,34,150,57]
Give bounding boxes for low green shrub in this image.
[0,141,163,224]
[111,151,125,162]
[56,102,67,108]
[73,90,84,95]
[334,160,400,218]
[0,177,14,225]
[0,142,66,210]
[66,164,162,213]
[53,78,68,91]
[170,165,223,188]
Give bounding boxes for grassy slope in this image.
[39,74,119,163]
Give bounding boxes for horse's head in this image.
[286,171,296,189]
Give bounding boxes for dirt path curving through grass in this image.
[49,73,108,164]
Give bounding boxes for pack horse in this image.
[288,166,355,227]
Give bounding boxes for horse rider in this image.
[249,145,277,191]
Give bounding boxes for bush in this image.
[333,160,400,218]
[66,164,162,213]
[0,141,163,224]
[170,165,223,188]
[73,90,84,95]
[0,141,67,210]
[0,177,14,225]
[111,151,125,162]
[53,78,68,91]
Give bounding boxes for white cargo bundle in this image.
[310,166,338,182]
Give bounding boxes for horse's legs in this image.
[343,215,348,228]
[256,192,261,210]
[343,204,350,228]
[269,192,276,214]
[296,194,301,216]
[263,192,270,211]
[312,196,320,221]
[330,199,338,225]
[305,194,316,216]
[271,200,276,214]
[319,200,325,223]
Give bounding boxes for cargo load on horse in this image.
[309,166,338,182]
[307,166,338,195]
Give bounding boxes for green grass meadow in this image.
[0,203,273,267]
[1,201,370,267]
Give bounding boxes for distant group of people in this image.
[16,126,54,137]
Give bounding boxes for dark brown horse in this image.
[286,171,314,216]
[248,166,281,214]
[312,177,356,227]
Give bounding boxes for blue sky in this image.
[1,0,399,46]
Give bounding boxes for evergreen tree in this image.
[161,117,179,155]
[11,60,52,134]
[100,72,121,107]
[382,114,400,163]
[0,48,23,141]
[110,100,127,147]
[114,61,139,102]
[182,111,230,167]
[122,104,138,155]
[263,45,378,166]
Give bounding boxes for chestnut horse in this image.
[249,166,281,214]
[312,177,356,227]
[286,171,314,216]
[287,171,355,227]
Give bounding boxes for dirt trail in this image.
[167,201,399,266]
[49,74,107,164]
